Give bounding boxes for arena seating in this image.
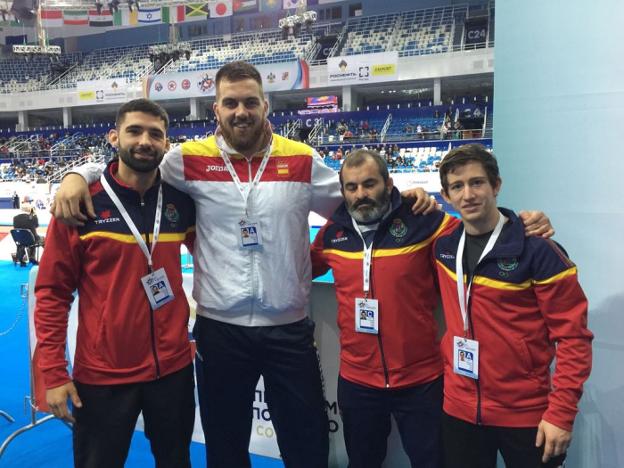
[174,29,317,72]
[339,5,460,57]
[395,7,455,56]
[0,3,485,94]
[51,45,153,90]
[0,53,82,94]
[341,13,401,56]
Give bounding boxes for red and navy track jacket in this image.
[311,188,459,389]
[434,207,593,431]
[35,161,196,388]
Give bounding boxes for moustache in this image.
[232,119,253,126]
[353,198,375,209]
[132,148,158,157]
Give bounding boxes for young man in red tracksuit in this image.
[434,144,593,468]
[34,99,196,468]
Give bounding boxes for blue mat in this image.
[0,260,283,467]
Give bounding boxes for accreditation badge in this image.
[453,336,479,379]
[355,298,379,334]
[238,219,262,248]
[141,267,175,310]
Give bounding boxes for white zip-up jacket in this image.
[79,131,341,326]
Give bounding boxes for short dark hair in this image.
[339,149,389,187]
[115,98,169,129]
[216,61,263,91]
[439,144,500,193]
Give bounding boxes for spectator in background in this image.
[335,146,344,160]
[453,120,464,139]
[12,203,42,264]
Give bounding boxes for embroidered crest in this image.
[389,218,407,240]
[497,257,519,272]
[164,203,180,224]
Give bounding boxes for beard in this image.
[118,145,165,173]
[219,117,265,154]
[347,191,391,224]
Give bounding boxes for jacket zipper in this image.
[141,196,161,379]
[465,283,481,424]
[366,233,391,388]
[467,240,495,426]
[377,333,390,388]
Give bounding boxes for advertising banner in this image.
[77,78,130,104]
[144,60,309,100]
[327,51,398,85]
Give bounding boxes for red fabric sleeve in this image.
[310,222,331,279]
[534,248,593,431]
[34,218,83,389]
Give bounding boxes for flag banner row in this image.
[38,1,260,28]
[17,0,350,28]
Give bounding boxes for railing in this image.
[313,129,488,146]
[306,118,325,145]
[10,136,39,153]
[284,119,302,140]
[380,114,392,143]
[46,61,81,89]
[50,132,83,155]
[482,107,489,138]
[304,40,321,63]
[327,26,347,59]
[47,153,107,184]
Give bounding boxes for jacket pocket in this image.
[516,338,536,378]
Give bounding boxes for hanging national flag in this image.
[209,0,233,17]
[259,0,281,12]
[161,5,185,23]
[138,7,161,23]
[185,3,209,17]
[89,10,113,27]
[233,0,257,13]
[113,9,138,26]
[63,10,88,26]
[40,9,63,28]
[283,0,305,9]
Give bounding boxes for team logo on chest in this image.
[94,209,120,225]
[388,218,408,242]
[164,203,180,224]
[331,229,348,244]
[497,257,519,277]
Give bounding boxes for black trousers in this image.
[193,315,329,468]
[338,375,443,468]
[72,364,195,468]
[442,412,567,468]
